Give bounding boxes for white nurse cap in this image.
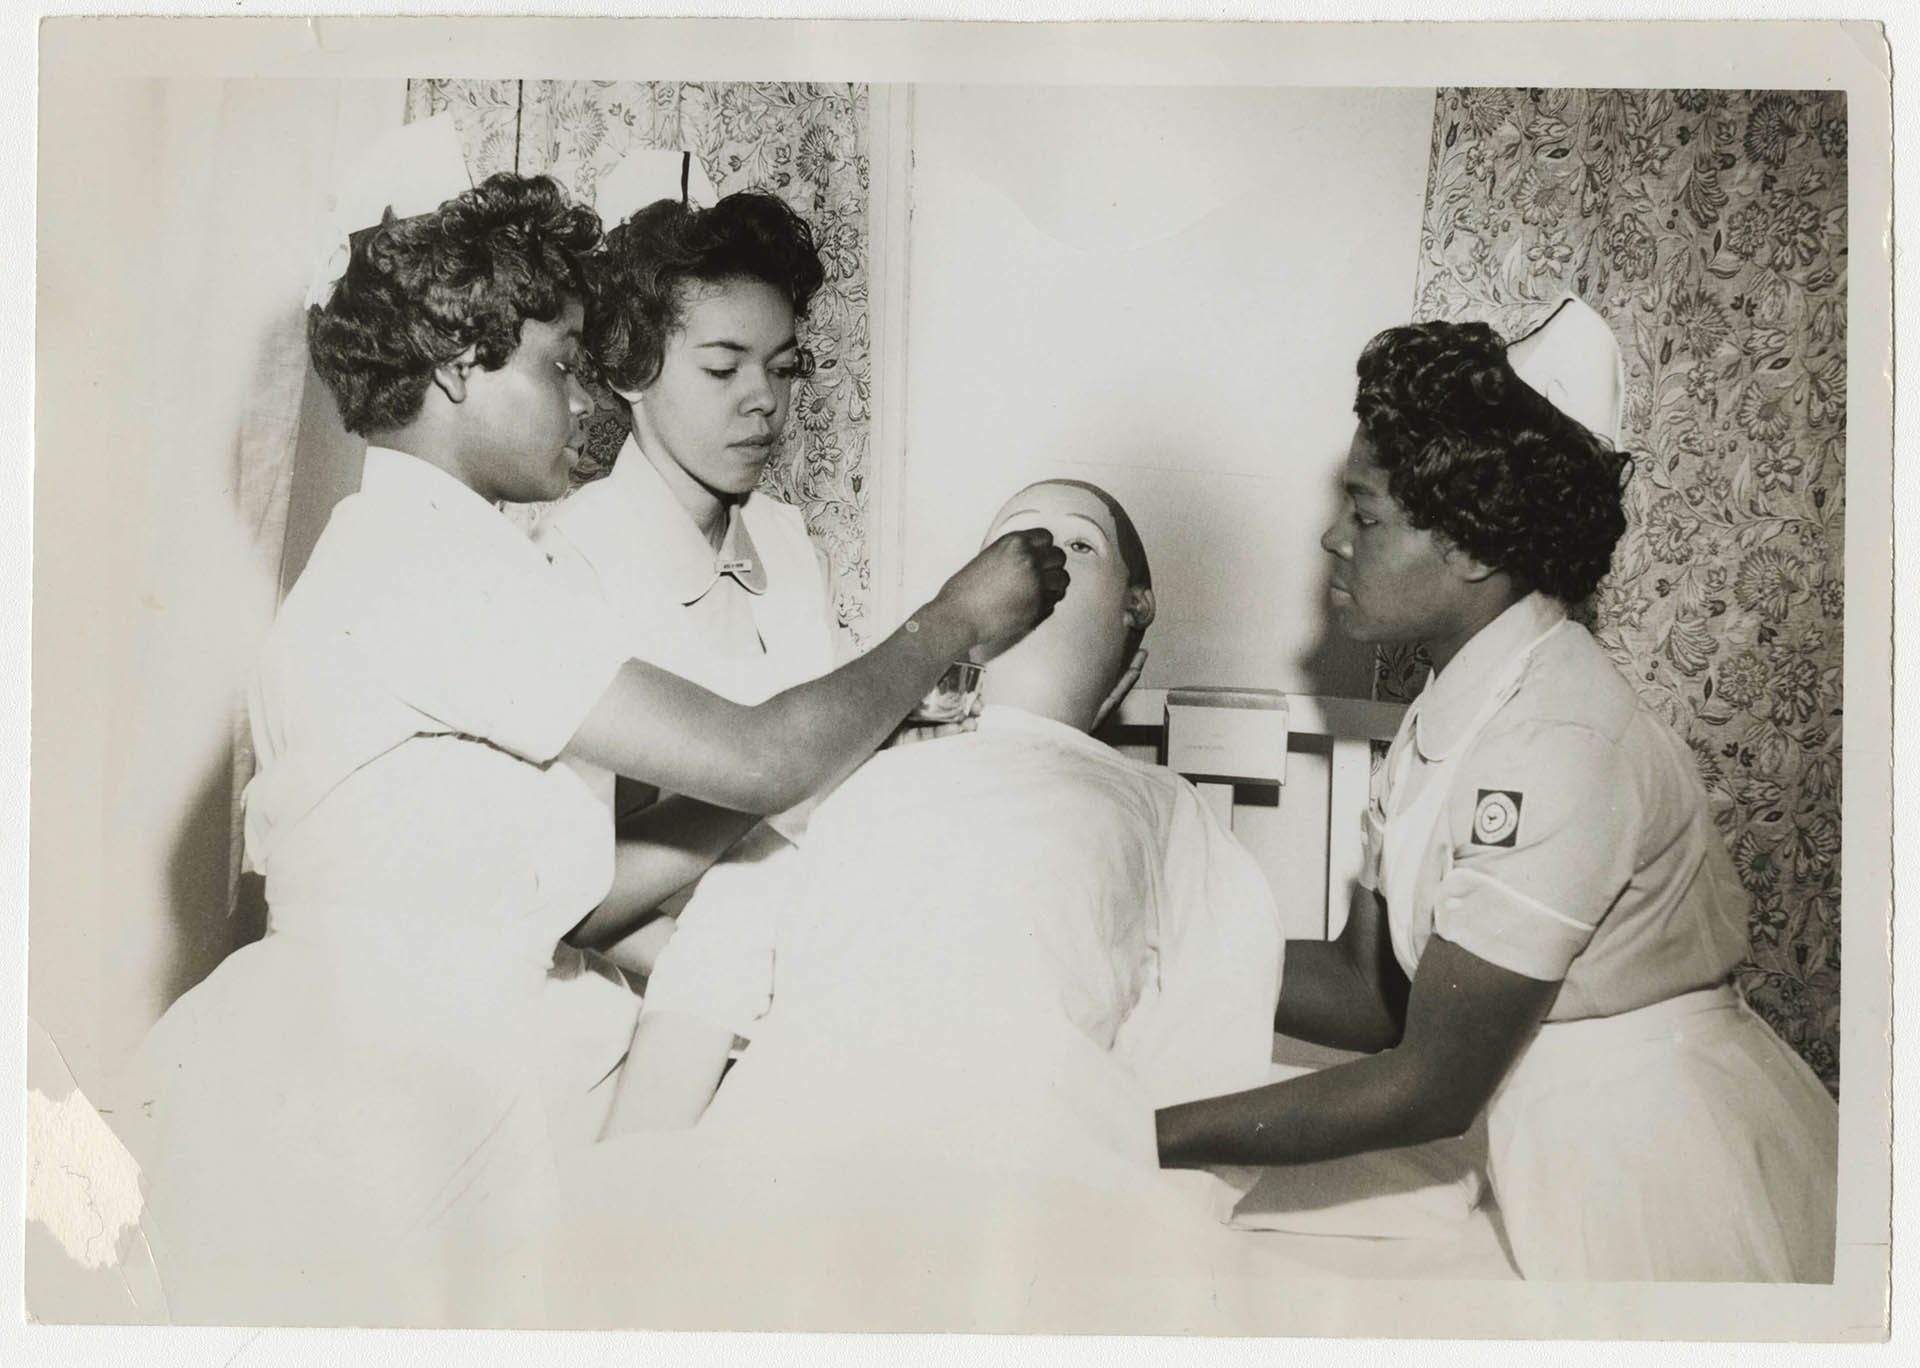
[595,147,719,228]
[1505,295,1626,448]
[302,114,473,311]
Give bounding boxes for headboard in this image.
[1100,688,1406,941]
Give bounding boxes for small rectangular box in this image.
[1164,688,1290,786]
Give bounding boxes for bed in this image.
[1115,687,1521,1282]
[1226,1034,1520,1280]
[548,686,1522,1332]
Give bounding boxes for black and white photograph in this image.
[11,6,1898,1356]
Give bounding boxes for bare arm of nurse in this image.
[566,527,1066,814]
[1159,318,1624,1171]
[1159,421,1558,1167]
[1158,913,1556,1166]
[1161,825,1553,1164]
[607,478,1160,1137]
[603,577,1074,1123]
[555,524,1070,962]
[325,237,1066,822]
[552,191,866,956]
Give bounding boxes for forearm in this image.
[565,798,764,951]
[1163,936,1559,1171]
[1273,940,1405,1052]
[1273,884,1408,1052]
[744,604,976,804]
[569,600,974,815]
[1156,1047,1465,1169]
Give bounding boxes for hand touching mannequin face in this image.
[977,481,1155,733]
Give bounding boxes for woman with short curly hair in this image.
[125,164,1066,1327]
[530,182,843,1014]
[1349,318,1629,608]
[1157,304,1838,1283]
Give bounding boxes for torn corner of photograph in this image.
[24,1019,145,1273]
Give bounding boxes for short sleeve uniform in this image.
[1373,593,1837,1282]
[1375,594,1749,1018]
[534,434,839,723]
[127,448,631,1325]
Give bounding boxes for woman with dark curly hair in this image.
[530,175,841,1009]
[1157,300,1837,1283]
[124,143,1066,1326]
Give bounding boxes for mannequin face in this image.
[624,276,804,523]
[977,481,1153,731]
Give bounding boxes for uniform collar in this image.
[607,433,769,603]
[1411,592,1568,762]
[359,446,533,552]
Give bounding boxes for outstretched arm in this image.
[567,529,1067,815]
[1156,934,1557,1168]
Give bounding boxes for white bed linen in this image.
[693,705,1286,1177]
[547,708,1308,1326]
[549,1126,1327,1331]
[1225,1035,1520,1279]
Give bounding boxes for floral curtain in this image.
[1385,89,1846,1091]
[405,79,877,647]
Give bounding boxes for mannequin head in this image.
[976,480,1154,732]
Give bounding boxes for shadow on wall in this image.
[159,697,269,1018]
[150,380,355,1019]
[154,356,364,1017]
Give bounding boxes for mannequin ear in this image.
[430,347,479,405]
[1125,584,1157,632]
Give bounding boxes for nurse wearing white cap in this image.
[1157,298,1838,1282]
[120,121,1069,1325]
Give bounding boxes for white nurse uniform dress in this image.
[1369,591,1838,1281]
[125,447,629,1325]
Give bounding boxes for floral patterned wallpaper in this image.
[405,79,877,647]
[1384,89,1846,1091]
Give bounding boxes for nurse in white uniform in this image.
[1156,299,1838,1282]
[122,127,1068,1327]
[532,153,839,1000]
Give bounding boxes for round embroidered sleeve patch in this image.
[1471,789,1523,847]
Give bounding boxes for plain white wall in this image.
[891,85,1436,699]
[33,78,407,1099]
